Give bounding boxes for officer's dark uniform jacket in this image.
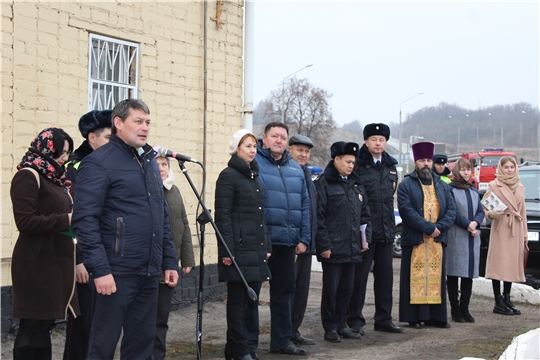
[72,134,178,278]
[354,144,398,243]
[65,139,94,265]
[315,160,372,263]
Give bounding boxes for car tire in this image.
[393,225,402,258]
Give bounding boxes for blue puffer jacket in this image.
[255,140,310,247]
[72,134,178,278]
[397,170,456,248]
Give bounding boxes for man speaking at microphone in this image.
[72,98,179,359]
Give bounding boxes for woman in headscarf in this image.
[10,127,79,359]
[215,129,272,360]
[152,147,195,360]
[483,156,528,316]
[446,158,484,323]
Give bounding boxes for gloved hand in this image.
[488,210,505,220]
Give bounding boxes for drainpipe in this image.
[242,0,254,131]
[202,0,208,200]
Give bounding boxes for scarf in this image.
[17,127,71,188]
[495,162,520,192]
[449,166,471,190]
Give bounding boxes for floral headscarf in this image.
[17,127,71,188]
[449,158,472,190]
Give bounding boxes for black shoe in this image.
[324,330,342,343]
[503,293,521,315]
[374,322,403,333]
[424,320,450,328]
[348,324,364,335]
[337,328,362,339]
[291,335,316,345]
[225,353,253,360]
[494,294,514,315]
[408,322,422,329]
[249,350,259,360]
[451,308,465,323]
[270,344,307,355]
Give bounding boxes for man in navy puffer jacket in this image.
[243,122,310,358]
[72,99,178,360]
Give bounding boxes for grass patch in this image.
[166,340,224,359]
[454,336,514,359]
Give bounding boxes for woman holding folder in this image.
[483,156,528,316]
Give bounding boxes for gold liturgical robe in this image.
[410,182,443,304]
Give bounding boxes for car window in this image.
[481,156,503,167]
[520,170,540,200]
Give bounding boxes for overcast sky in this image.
[252,1,539,127]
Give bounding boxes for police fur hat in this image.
[433,154,448,164]
[289,134,314,148]
[330,141,359,158]
[363,123,390,140]
[78,110,113,139]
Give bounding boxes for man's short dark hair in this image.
[111,99,150,134]
[264,122,289,136]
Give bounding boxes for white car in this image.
[393,209,402,258]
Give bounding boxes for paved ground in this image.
[2,258,539,359]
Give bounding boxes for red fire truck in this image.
[447,148,519,194]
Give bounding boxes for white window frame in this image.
[88,34,139,110]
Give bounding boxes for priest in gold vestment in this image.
[397,142,456,329]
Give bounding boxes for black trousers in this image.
[348,242,394,327]
[321,262,356,332]
[226,281,261,357]
[153,282,176,360]
[268,245,296,351]
[63,281,94,360]
[291,253,312,338]
[87,275,159,360]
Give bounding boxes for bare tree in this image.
[258,77,337,165]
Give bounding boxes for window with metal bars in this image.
[88,34,139,110]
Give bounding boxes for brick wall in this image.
[1,1,245,287]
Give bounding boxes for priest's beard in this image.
[416,166,432,180]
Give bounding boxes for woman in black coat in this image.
[10,127,78,360]
[215,129,272,360]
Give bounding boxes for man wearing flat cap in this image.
[315,141,371,343]
[397,142,456,329]
[433,154,451,184]
[347,123,403,335]
[63,109,112,359]
[288,134,318,346]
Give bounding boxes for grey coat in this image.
[446,186,484,278]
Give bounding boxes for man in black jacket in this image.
[347,123,403,334]
[72,99,178,359]
[316,141,371,343]
[63,110,112,360]
[288,134,317,346]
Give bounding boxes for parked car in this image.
[393,209,402,258]
[479,163,540,285]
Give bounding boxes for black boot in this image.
[503,293,521,315]
[13,346,35,360]
[447,276,464,322]
[460,302,475,323]
[493,294,514,315]
[460,278,474,323]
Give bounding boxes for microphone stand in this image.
[174,160,258,360]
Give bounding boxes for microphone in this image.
[157,147,199,163]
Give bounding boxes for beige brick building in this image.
[1,1,247,293]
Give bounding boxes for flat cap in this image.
[330,141,359,158]
[289,134,314,148]
[363,123,390,140]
